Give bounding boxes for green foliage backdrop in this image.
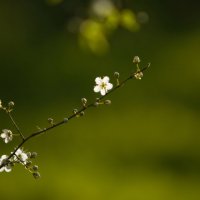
[0,0,200,199]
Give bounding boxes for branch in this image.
[7,112,25,140]
[0,58,150,177]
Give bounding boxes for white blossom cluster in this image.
[0,147,40,178]
[0,148,28,172]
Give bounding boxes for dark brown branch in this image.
[0,66,149,170]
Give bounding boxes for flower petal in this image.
[95,77,102,84]
[100,89,106,96]
[103,76,109,83]
[5,138,9,143]
[94,85,101,93]
[5,165,12,172]
[1,155,8,160]
[21,153,28,162]
[15,149,22,155]
[106,83,113,90]
[0,133,6,138]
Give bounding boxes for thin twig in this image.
[8,112,25,140]
[0,67,149,169]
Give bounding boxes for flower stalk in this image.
[7,112,25,140]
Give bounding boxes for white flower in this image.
[1,129,13,143]
[0,155,12,172]
[94,76,113,96]
[0,100,2,108]
[14,148,28,164]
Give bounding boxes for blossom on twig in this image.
[94,76,113,95]
[0,155,12,172]
[1,129,13,143]
[14,148,28,164]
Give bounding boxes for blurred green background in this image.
[1,0,200,199]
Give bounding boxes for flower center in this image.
[101,82,107,89]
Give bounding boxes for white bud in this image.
[48,118,54,125]
[80,111,85,116]
[114,72,120,79]
[81,98,87,106]
[73,109,78,114]
[133,56,140,64]
[104,100,111,105]
[134,71,143,80]
[63,118,68,123]
[8,101,15,108]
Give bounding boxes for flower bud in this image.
[73,109,78,114]
[114,72,120,79]
[81,98,87,106]
[25,161,32,168]
[32,165,39,171]
[30,152,37,159]
[80,111,85,116]
[48,118,54,125]
[133,56,140,64]
[48,118,53,123]
[33,172,41,179]
[134,71,143,80]
[104,100,111,105]
[63,118,68,123]
[8,101,15,108]
[27,152,32,158]
[94,102,99,107]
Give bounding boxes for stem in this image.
[8,112,25,140]
[0,67,149,170]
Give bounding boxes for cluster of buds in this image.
[0,148,40,179]
[94,98,112,106]
[132,56,143,80]
[0,100,15,112]
[73,108,85,118]
[26,152,40,179]
[132,56,150,80]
